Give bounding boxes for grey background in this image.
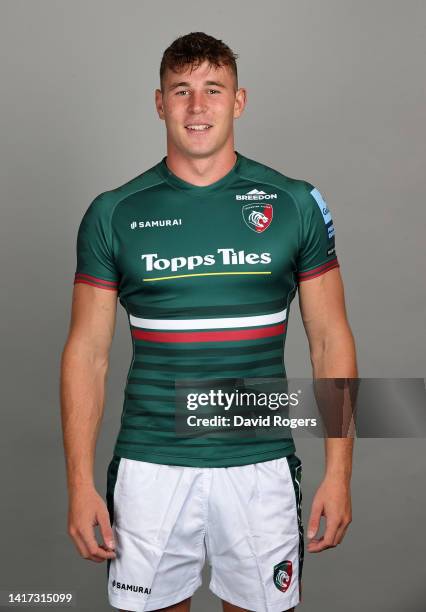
[1,0,425,610]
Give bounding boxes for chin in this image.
[183,141,225,159]
[187,148,217,159]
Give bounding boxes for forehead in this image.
[163,60,234,86]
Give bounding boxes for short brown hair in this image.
[160,32,239,91]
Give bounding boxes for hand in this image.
[306,476,352,553]
[67,485,116,563]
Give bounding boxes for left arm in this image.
[298,266,357,552]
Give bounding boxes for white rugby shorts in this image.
[106,454,303,612]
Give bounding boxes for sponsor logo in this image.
[327,246,336,256]
[273,560,293,593]
[141,248,272,272]
[328,224,335,239]
[310,188,332,225]
[111,579,151,595]
[242,204,273,233]
[236,188,277,201]
[130,218,182,230]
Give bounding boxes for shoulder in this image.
[237,152,316,209]
[85,163,164,220]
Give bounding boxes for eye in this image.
[175,90,189,96]
[208,89,220,94]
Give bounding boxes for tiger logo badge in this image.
[242,203,273,233]
[273,560,293,592]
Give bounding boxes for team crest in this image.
[242,203,273,233]
[273,560,292,592]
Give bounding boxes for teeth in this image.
[186,125,211,131]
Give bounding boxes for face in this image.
[155,60,246,159]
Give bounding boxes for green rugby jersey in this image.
[74,151,339,467]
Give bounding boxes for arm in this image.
[60,283,118,563]
[298,266,357,552]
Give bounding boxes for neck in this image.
[164,143,237,186]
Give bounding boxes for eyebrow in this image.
[168,80,227,91]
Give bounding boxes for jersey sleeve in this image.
[296,183,340,282]
[73,193,120,291]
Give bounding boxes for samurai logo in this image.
[273,560,293,592]
[242,203,273,233]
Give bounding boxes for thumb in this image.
[307,500,323,539]
[97,506,115,550]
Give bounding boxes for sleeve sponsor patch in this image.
[310,187,332,225]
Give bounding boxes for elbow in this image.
[309,344,327,369]
[61,337,110,374]
[308,325,358,376]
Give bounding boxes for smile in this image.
[185,124,213,131]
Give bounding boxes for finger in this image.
[332,521,350,546]
[307,537,334,553]
[79,528,116,561]
[72,532,105,563]
[307,501,323,540]
[308,520,340,552]
[307,538,324,553]
[99,542,117,557]
[97,507,115,551]
[321,517,340,549]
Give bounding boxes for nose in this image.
[188,90,208,114]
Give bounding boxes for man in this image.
[61,32,356,612]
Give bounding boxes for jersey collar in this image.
[156,151,242,194]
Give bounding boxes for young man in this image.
[61,32,356,612]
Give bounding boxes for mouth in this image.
[184,123,213,133]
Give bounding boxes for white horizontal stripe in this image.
[129,308,287,331]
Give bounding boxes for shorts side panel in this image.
[286,453,304,601]
[106,455,122,580]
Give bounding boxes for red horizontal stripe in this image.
[74,272,118,287]
[132,322,286,343]
[298,258,338,277]
[303,259,339,276]
[298,259,339,282]
[74,278,118,291]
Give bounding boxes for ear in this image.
[155,88,165,120]
[234,87,247,119]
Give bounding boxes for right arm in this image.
[60,282,118,563]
